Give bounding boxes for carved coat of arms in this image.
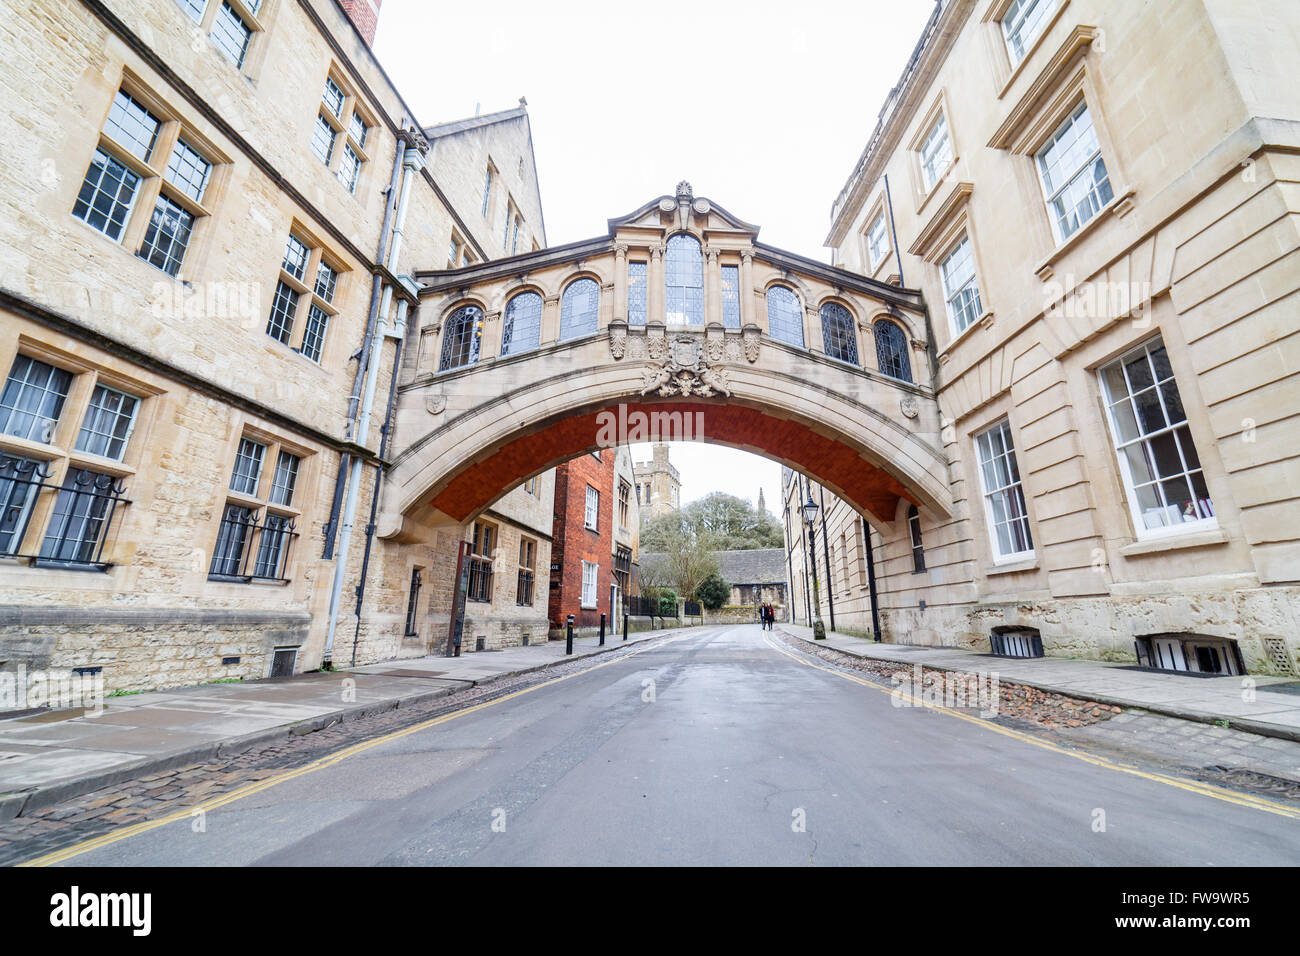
[640,335,732,397]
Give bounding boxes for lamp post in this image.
[802,493,826,640]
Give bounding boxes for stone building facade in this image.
[633,443,680,519]
[0,0,551,695]
[784,0,1300,676]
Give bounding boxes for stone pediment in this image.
[606,191,760,240]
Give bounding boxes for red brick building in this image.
[549,451,616,631]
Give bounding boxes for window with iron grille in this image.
[210,503,255,577]
[820,303,858,365]
[516,538,535,606]
[627,261,648,326]
[560,279,599,341]
[468,521,495,602]
[0,455,47,556]
[501,292,542,356]
[940,234,982,336]
[721,265,741,328]
[75,385,139,460]
[39,469,126,567]
[618,480,630,528]
[404,568,422,635]
[211,2,253,68]
[765,286,804,348]
[585,485,599,531]
[613,545,631,596]
[1036,100,1114,243]
[1,356,73,445]
[665,234,703,325]
[975,418,1034,560]
[908,504,926,573]
[252,513,294,579]
[439,305,483,371]
[873,319,912,383]
[229,437,265,496]
[1099,336,1214,537]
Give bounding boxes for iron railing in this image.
[0,454,129,571]
[208,505,298,583]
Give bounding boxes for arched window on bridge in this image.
[439,304,482,371]
[560,278,599,340]
[873,318,912,383]
[820,302,859,365]
[665,233,703,325]
[502,291,542,356]
[765,285,804,348]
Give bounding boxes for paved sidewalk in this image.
[776,623,1300,740]
[0,624,688,818]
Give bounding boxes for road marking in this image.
[18,631,699,867]
[764,634,1300,821]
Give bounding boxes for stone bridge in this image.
[379,184,951,541]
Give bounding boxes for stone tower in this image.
[633,443,681,519]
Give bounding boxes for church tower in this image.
[633,443,681,519]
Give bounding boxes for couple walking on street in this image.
[758,601,775,630]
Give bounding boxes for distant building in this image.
[639,548,787,621]
[633,443,680,519]
[548,449,616,631]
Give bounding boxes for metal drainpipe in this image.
[323,143,426,664]
[883,172,905,288]
[351,295,410,665]
[818,482,835,633]
[323,131,409,559]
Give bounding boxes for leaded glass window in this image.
[502,292,542,356]
[103,90,160,162]
[314,261,338,303]
[1099,336,1214,535]
[1036,100,1114,242]
[299,305,329,362]
[439,305,483,370]
[721,265,741,328]
[941,234,982,335]
[269,451,299,506]
[165,139,212,203]
[266,281,300,345]
[230,438,265,495]
[211,2,253,68]
[0,356,72,444]
[348,111,368,149]
[76,385,139,460]
[665,234,703,325]
[628,261,647,326]
[137,195,195,277]
[560,279,599,341]
[282,235,310,280]
[323,77,345,119]
[337,143,361,193]
[873,319,912,383]
[72,149,140,241]
[765,286,804,348]
[820,303,858,365]
[311,114,335,166]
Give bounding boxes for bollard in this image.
[599,612,606,646]
[566,614,574,656]
[623,612,628,641]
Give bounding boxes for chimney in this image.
[339,0,382,45]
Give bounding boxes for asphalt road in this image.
[56,625,1300,865]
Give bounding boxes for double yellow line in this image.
[18,633,687,867]
[764,635,1300,821]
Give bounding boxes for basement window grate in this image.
[521,634,530,646]
[1262,637,1297,676]
[269,647,297,678]
[475,636,486,652]
[72,666,103,677]
[989,627,1043,658]
[222,656,240,666]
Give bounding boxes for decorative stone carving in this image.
[899,396,919,419]
[425,393,446,416]
[639,342,733,398]
[658,198,676,213]
[676,180,693,201]
[741,324,761,363]
[704,323,725,363]
[646,323,668,361]
[692,198,712,215]
[608,320,627,360]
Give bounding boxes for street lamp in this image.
[802,493,826,640]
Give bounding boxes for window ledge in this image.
[938,310,991,364]
[1034,186,1136,280]
[985,557,1039,576]
[1119,527,1229,558]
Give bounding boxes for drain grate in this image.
[1190,765,1300,799]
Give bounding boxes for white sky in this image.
[374,0,938,514]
